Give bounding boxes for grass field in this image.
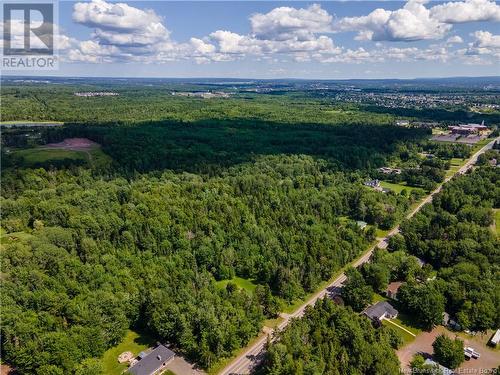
[215,277,258,295]
[371,293,422,345]
[10,146,112,169]
[263,316,285,329]
[380,181,425,194]
[383,320,417,345]
[13,148,88,165]
[446,157,466,177]
[101,330,157,375]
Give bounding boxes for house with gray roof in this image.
[363,301,398,325]
[128,344,175,375]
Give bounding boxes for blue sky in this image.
[4,0,500,78]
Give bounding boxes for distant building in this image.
[386,281,403,300]
[489,329,500,347]
[396,120,409,126]
[128,344,175,375]
[364,179,381,188]
[363,301,398,325]
[378,167,402,175]
[423,358,455,375]
[449,122,488,135]
[74,92,119,97]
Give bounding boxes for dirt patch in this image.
[1,363,15,375]
[397,326,500,372]
[44,138,98,150]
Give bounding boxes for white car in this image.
[464,347,480,359]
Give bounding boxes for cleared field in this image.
[215,277,257,295]
[101,330,156,375]
[380,181,425,194]
[10,145,112,169]
[13,148,88,165]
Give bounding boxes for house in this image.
[363,301,398,325]
[378,167,402,175]
[423,359,455,375]
[128,344,175,375]
[364,179,380,188]
[489,329,500,347]
[396,120,409,126]
[386,281,403,300]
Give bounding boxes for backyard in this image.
[101,330,156,375]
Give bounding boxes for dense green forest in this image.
[347,166,500,331]
[40,121,428,174]
[258,298,401,375]
[1,138,415,373]
[0,84,393,125]
[398,166,500,331]
[1,80,498,374]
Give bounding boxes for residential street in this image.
[219,136,499,375]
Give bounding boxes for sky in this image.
[2,0,500,79]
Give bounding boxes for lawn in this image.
[372,292,389,303]
[263,316,285,329]
[446,157,466,177]
[13,148,88,165]
[380,181,425,194]
[374,227,390,239]
[10,146,112,169]
[215,276,258,295]
[372,293,422,345]
[472,137,491,152]
[101,330,157,375]
[383,320,417,345]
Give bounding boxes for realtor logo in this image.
[2,1,58,69]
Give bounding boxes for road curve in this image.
[219,136,498,375]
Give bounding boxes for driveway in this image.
[165,356,206,375]
[397,326,500,372]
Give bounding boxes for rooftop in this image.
[363,301,398,321]
[386,281,403,295]
[128,344,175,375]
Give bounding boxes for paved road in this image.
[219,137,498,375]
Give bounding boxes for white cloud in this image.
[459,30,500,63]
[206,5,340,60]
[70,0,178,62]
[250,4,333,41]
[446,35,464,44]
[56,0,499,67]
[430,0,500,23]
[337,0,451,42]
[73,0,170,42]
[471,30,500,49]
